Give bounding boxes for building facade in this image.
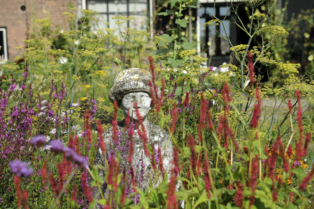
[0,0,79,63]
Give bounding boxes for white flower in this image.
[50,128,56,134]
[60,30,64,33]
[62,130,67,134]
[72,103,79,107]
[220,67,229,73]
[40,145,51,151]
[45,136,50,142]
[61,112,66,116]
[41,106,46,110]
[38,112,45,116]
[78,132,83,137]
[212,100,216,105]
[59,57,68,64]
[304,158,307,162]
[42,100,47,104]
[182,70,187,74]
[74,40,80,45]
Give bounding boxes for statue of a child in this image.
[94,68,173,206]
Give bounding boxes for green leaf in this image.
[286,203,298,209]
[291,167,306,180]
[156,49,170,55]
[97,199,106,205]
[168,58,184,67]
[175,19,189,28]
[171,0,179,7]
[182,42,196,50]
[183,147,191,157]
[158,10,174,16]
[187,5,197,8]
[192,190,208,209]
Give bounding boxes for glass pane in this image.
[87,2,107,13]
[219,6,229,16]
[129,3,147,13]
[206,7,215,16]
[220,20,230,37]
[199,7,205,17]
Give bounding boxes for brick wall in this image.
[0,0,79,61]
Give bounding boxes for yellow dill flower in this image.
[98,98,105,102]
[85,85,91,88]
[81,97,87,101]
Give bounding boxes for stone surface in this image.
[93,68,173,207]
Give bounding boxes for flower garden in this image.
[1,0,314,208]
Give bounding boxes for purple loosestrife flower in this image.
[50,140,65,153]
[30,135,47,147]
[9,84,16,92]
[9,160,33,177]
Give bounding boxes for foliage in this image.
[1,0,314,209]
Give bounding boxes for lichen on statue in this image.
[93,68,173,207]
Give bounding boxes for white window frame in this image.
[0,28,8,64]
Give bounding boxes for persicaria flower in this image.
[235,182,244,207]
[30,135,47,147]
[288,99,293,114]
[9,160,33,177]
[183,92,189,108]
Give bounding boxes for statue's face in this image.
[120,92,152,120]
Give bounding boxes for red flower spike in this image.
[272,183,278,201]
[130,167,137,192]
[85,110,93,144]
[68,135,75,149]
[235,182,244,207]
[151,148,157,171]
[251,87,261,128]
[183,92,190,108]
[207,110,213,131]
[197,124,203,144]
[81,172,93,203]
[267,136,281,180]
[170,103,177,133]
[158,147,165,176]
[223,83,232,102]
[23,190,29,209]
[249,155,259,194]
[71,186,77,201]
[166,174,178,209]
[14,176,22,208]
[247,51,255,84]
[203,157,211,199]
[97,121,106,155]
[41,161,47,190]
[49,173,58,195]
[74,136,81,155]
[187,135,197,172]
[112,101,119,144]
[288,99,293,114]
[304,133,311,157]
[287,145,293,159]
[148,81,157,107]
[299,166,314,190]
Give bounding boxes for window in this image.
[86,0,150,33]
[0,28,8,64]
[200,5,231,60]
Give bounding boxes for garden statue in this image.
[93,68,174,206]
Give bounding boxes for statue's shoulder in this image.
[102,126,113,145]
[148,122,170,143]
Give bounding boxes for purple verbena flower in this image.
[30,135,47,147]
[9,160,33,177]
[50,140,65,153]
[64,147,89,168]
